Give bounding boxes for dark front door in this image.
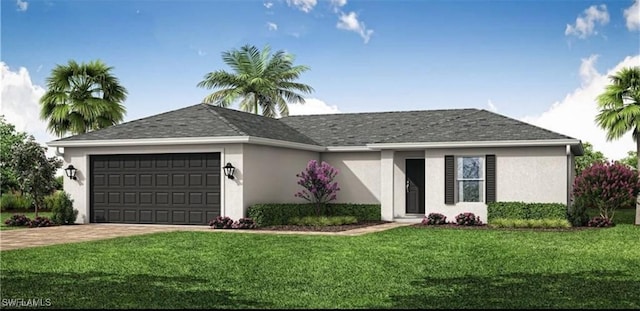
[406,159,425,214]
[90,153,221,225]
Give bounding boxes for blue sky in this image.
[1,0,639,159]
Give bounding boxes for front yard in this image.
[1,210,638,309]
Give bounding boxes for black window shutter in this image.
[486,155,496,203]
[445,155,455,205]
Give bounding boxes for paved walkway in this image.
[0,222,411,251]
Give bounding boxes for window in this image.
[457,157,484,202]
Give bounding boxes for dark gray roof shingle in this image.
[53,104,575,147]
[279,109,573,146]
[55,104,319,145]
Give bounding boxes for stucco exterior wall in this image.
[424,146,568,222]
[320,152,381,204]
[62,144,244,223]
[242,144,318,210]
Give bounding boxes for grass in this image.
[1,209,639,309]
[1,211,53,230]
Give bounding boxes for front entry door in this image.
[406,159,425,214]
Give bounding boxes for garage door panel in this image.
[124,210,137,222]
[156,174,170,186]
[91,153,220,225]
[172,174,186,186]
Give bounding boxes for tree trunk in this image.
[634,138,640,225]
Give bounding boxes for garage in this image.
[90,153,221,225]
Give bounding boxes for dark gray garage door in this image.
[90,153,221,225]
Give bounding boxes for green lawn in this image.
[1,212,639,309]
[1,211,53,230]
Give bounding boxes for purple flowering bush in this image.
[28,216,54,228]
[209,216,234,229]
[233,218,257,229]
[295,160,340,216]
[208,216,257,229]
[573,161,640,223]
[4,214,31,227]
[455,212,483,226]
[422,213,448,225]
[587,216,615,228]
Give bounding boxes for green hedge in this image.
[247,203,381,227]
[487,202,567,221]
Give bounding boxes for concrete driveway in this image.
[0,224,209,251]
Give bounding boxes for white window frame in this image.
[456,156,484,203]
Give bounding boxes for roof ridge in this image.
[280,107,480,119]
[201,104,247,136]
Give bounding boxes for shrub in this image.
[455,212,483,226]
[46,191,78,225]
[248,203,380,227]
[29,216,54,228]
[489,218,571,229]
[567,202,590,227]
[4,214,31,226]
[422,213,447,225]
[209,216,234,229]
[289,216,358,226]
[233,218,256,229]
[573,161,640,223]
[294,160,341,216]
[487,202,567,221]
[587,216,615,228]
[0,193,33,211]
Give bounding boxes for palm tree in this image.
[595,66,640,224]
[197,44,313,117]
[40,60,127,137]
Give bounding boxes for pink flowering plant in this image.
[573,161,640,223]
[295,160,340,216]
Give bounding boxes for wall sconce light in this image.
[222,162,235,180]
[64,164,78,180]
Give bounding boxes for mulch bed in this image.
[254,221,391,232]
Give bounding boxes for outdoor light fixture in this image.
[222,162,235,180]
[64,164,78,180]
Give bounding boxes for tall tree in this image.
[10,137,62,217]
[197,44,313,117]
[595,66,640,224]
[40,60,128,137]
[0,116,27,193]
[574,142,606,175]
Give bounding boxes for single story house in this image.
[47,103,583,225]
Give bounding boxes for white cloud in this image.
[16,0,28,12]
[286,0,317,13]
[288,98,341,115]
[267,22,278,31]
[197,49,206,56]
[337,11,374,43]
[624,0,640,31]
[0,62,57,156]
[264,1,274,9]
[565,4,609,38]
[487,100,498,112]
[522,55,640,160]
[579,54,599,85]
[330,0,347,12]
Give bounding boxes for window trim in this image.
[455,156,485,203]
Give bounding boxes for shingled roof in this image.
[55,104,318,146]
[279,109,575,146]
[52,103,577,148]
